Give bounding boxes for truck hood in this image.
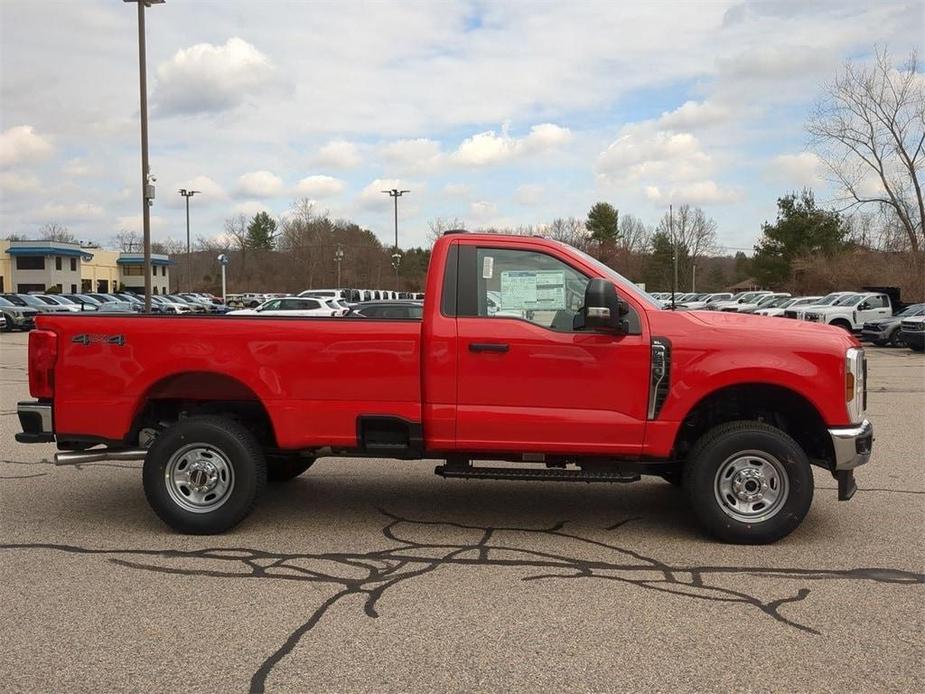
[651,309,857,350]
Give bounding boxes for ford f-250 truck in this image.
[16,231,873,543]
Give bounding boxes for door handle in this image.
[469,342,509,353]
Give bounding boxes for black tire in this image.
[888,330,905,347]
[830,319,853,332]
[267,455,315,483]
[659,471,683,487]
[143,415,267,534]
[910,343,924,352]
[1,313,13,332]
[683,421,813,544]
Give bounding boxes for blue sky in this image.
[0,0,921,253]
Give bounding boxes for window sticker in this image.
[482,255,494,279]
[500,270,566,311]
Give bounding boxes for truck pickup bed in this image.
[17,232,873,543]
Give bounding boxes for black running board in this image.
[435,465,640,483]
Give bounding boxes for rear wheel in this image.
[143,415,266,534]
[683,421,813,544]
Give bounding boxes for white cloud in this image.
[113,214,168,233]
[61,158,95,178]
[442,183,472,199]
[514,184,545,206]
[32,202,104,222]
[0,125,52,167]
[232,200,272,218]
[177,175,227,200]
[470,200,497,220]
[295,175,345,198]
[768,152,823,186]
[451,123,572,166]
[644,181,743,206]
[597,127,713,183]
[236,170,284,198]
[0,171,42,194]
[657,100,732,130]
[153,37,278,116]
[596,124,743,206]
[315,140,361,169]
[381,138,443,173]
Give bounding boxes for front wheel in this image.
[143,415,267,534]
[683,421,813,544]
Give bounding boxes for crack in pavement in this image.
[0,508,922,693]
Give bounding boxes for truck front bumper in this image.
[15,401,55,444]
[829,419,873,471]
[828,420,873,501]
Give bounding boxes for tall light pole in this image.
[179,188,200,292]
[382,188,409,290]
[125,0,164,313]
[334,245,344,288]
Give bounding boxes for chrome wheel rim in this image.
[714,450,789,523]
[164,444,235,513]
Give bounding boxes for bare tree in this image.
[617,213,651,254]
[547,217,586,247]
[39,223,77,243]
[656,204,718,260]
[426,217,466,247]
[224,214,249,273]
[807,48,924,252]
[114,230,142,252]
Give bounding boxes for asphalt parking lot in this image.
[1,331,923,693]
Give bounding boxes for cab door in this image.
[857,294,891,324]
[453,242,650,456]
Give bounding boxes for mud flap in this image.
[837,469,857,501]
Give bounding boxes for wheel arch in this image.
[672,382,836,469]
[128,370,278,448]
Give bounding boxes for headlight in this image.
[845,347,866,423]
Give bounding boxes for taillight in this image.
[28,329,57,399]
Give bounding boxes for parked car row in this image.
[648,288,924,352]
[226,288,425,309]
[227,296,423,319]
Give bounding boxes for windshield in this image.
[20,295,45,307]
[897,304,925,317]
[834,294,863,306]
[0,297,14,307]
[53,296,77,304]
[762,296,790,308]
[567,244,662,308]
[35,296,58,305]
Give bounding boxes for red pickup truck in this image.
[16,231,872,543]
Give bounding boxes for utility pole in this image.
[382,188,409,291]
[125,0,164,313]
[692,263,696,293]
[670,204,677,309]
[179,188,200,292]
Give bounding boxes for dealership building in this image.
[0,240,173,295]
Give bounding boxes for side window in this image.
[867,295,886,309]
[470,248,589,331]
[263,299,281,310]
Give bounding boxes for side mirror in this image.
[578,278,627,333]
[859,302,870,311]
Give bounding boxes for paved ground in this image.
[1,330,923,693]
